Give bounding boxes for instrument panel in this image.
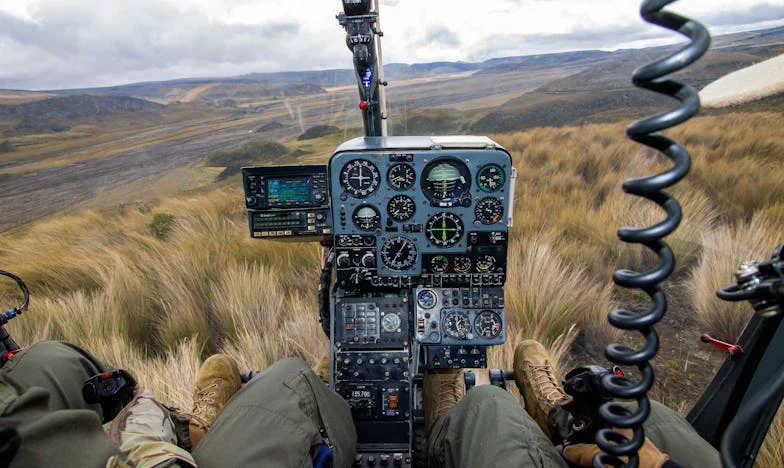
[329,136,515,289]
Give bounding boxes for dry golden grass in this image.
[1,110,782,463]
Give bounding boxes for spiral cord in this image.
[594,1,711,467]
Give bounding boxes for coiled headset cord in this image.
[594,1,710,467]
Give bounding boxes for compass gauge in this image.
[426,212,464,248]
[340,159,381,198]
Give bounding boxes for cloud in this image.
[422,26,462,47]
[0,0,781,90]
[699,3,784,27]
[0,0,345,89]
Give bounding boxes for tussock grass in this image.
[1,110,782,464]
[687,213,781,342]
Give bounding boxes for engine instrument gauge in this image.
[382,313,401,332]
[426,212,464,248]
[380,236,418,271]
[387,195,416,222]
[453,257,472,273]
[474,311,503,339]
[475,198,504,225]
[417,289,437,309]
[353,205,380,231]
[387,164,416,190]
[477,164,505,193]
[476,255,496,273]
[443,311,471,339]
[430,255,449,273]
[340,159,380,198]
[421,159,471,206]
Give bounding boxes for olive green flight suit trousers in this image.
[0,341,719,468]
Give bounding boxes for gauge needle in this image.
[442,216,447,241]
[393,243,406,261]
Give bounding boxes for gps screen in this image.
[267,176,311,204]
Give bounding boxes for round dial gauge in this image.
[443,311,471,339]
[387,164,416,190]
[475,198,504,225]
[380,236,418,271]
[426,212,464,248]
[421,159,471,206]
[382,313,402,332]
[476,255,496,273]
[477,164,506,193]
[417,289,437,309]
[474,311,503,339]
[387,195,416,222]
[453,257,472,273]
[340,159,381,198]
[430,255,449,273]
[353,205,380,231]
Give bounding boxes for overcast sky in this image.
[1,0,783,90]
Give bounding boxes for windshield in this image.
[0,2,782,465]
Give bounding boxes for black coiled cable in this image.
[594,1,711,467]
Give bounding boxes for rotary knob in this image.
[337,252,351,268]
[361,252,376,268]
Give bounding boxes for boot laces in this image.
[529,363,565,404]
[435,375,463,414]
[189,382,219,427]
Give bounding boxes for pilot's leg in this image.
[428,385,568,468]
[0,340,110,414]
[641,400,720,467]
[193,357,357,468]
[0,341,123,467]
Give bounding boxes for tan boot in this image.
[313,352,330,384]
[514,340,570,438]
[423,369,466,434]
[188,354,241,448]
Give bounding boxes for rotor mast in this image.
[338,0,388,137]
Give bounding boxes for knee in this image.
[462,384,515,407]
[12,341,86,366]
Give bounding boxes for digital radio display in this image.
[267,176,312,204]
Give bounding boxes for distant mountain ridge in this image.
[9,25,779,99]
[0,94,162,120]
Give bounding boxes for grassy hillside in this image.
[1,110,781,464]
